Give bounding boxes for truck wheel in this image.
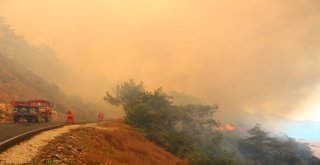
[27,117,33,123]
[34,116,40,123]
[45,116,51,122]
[13,116,19,123]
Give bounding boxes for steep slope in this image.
[0,54,58,102]
[30,120,186,165]
[0,17,65,84]
[0,54,106,120]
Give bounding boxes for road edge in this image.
[0,124,65,153]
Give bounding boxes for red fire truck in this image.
[11,100,54,123]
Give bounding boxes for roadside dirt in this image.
[0,124,81,164]
[29,120,186,165]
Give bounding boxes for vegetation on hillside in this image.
[105,80,320,165]
[105,80,236,164]
[0,17,65,82]
[0,54,108,120]
[0,18,110,120]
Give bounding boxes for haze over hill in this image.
[1,0,320,126]
[1,1,320,163]
[0,54,120,120]
[0,18,123,120]
[1,0,320,143]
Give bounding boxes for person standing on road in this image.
[66,111,74,124]
[97,112,105,121]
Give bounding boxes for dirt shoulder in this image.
[29,120,186,165]
[0,124,81,164]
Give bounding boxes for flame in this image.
[217,123,237,132]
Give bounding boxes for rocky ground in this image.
[0,120,185,165]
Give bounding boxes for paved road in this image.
[0,122,65,143]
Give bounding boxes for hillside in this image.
[35,120,186,164]
[0,120,186,164]
[0,17,65,84]
[0,54,109,120]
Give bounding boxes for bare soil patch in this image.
[30,120,186,165]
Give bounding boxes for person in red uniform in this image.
[97,112,105,121]
[66,111,74,124]
[101,112,104,121]
[97,112,101,121]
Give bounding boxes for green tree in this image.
[105,80,237,165]
[238,124,310,165]
[104,79,145,113]
[179,104,220,138]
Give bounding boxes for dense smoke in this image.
[0,0,320,123]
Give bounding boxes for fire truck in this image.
[11,100,54,123]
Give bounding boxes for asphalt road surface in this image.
[0,122,65,143]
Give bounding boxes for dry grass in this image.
[79,121,186,164]
[31,120,186,165]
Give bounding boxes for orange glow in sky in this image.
[1,0,320,122]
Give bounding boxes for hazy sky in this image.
[1,0,320,121]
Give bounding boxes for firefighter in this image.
[97,112,101,121]
[66,111,74,124]
[97,112,105,121]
